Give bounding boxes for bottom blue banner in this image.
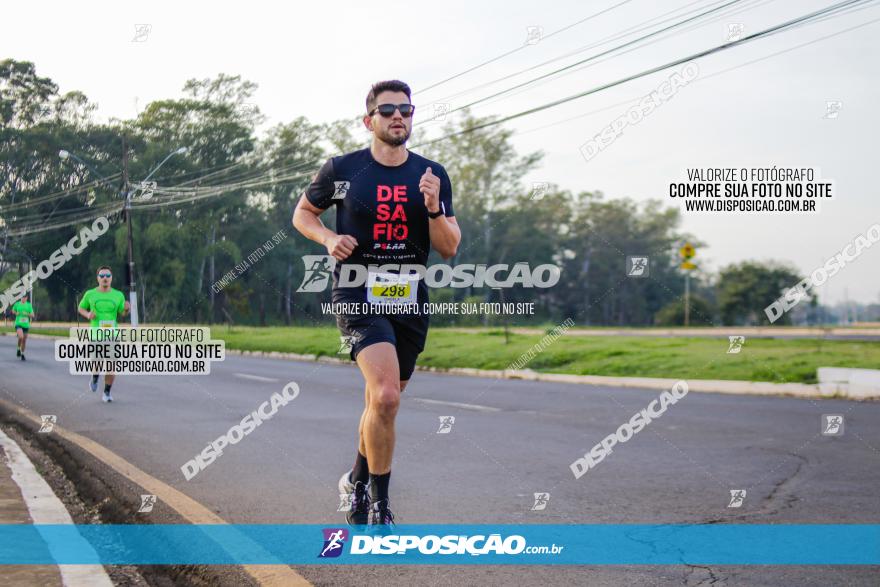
[0,524,877,565]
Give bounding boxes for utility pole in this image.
[122,134,140,326]
[684,272,690,327]
[679,243,697,327]
[59,142,185,329]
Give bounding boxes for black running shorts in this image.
[336,310,429,381]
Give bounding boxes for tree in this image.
[255,116,330,324]
[654,295,716,326]
[716,261,808,325]
[556,192,692,326]
[132,74,259,322]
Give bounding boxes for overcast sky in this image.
[4,0,878,304]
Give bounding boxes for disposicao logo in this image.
[319,528,349,558]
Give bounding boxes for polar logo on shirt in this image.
[332,181,350,200]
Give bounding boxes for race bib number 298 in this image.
[366,271,419,306]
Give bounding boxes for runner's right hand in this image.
[325,234,358,261]
[87,311,96,320]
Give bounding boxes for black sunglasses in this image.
[98,273,112,278]
[369,103,415,118]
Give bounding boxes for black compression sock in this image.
[104,383,112,393]
[352,451,369,485]
[369,472,391,502]
[92,374,100,383]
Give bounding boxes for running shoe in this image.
[102,391,113,403]
[16,347,20,357]
[339,470,371,525]
[368,499,395,527]
[338,469,357,496]
[89,377,98,393]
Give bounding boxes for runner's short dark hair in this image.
[96,265,112,273]
[366,80,411,114]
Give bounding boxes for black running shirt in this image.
[304,148,454,300]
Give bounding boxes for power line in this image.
[416,0,636,95]
[0,171,122,213]
[514,0,867,106]
[3,202,124,237]
[437,0,870,117]
[427,0,734,105]
[426,0,766,116]
[131,167,316,210]
[87,0,876,213]
[6,0,867,234]
[443,0,748,117]
[203,2,726,178]
[413,0,873,148]
[512,11,880,137]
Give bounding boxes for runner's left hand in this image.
[419,167,441,213]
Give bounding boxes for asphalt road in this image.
[445,327,880,341]
[1,336,878,586]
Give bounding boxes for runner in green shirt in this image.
[77,266,129,402]
[11,295,34,361]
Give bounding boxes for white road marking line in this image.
[409,397,501,412]
[234,373,279,383]
[0,399,311,587]
[0,428,113,587]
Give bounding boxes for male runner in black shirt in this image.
[293,80,461,526]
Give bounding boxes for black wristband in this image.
[428,202,445,218]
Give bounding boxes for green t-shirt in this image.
[12,301,33,328]
[79,288,126,329]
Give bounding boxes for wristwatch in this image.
[427,203,444,219]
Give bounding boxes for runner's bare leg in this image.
[358,383,368,457]
[357,342,402,474]
[359,379,409,458]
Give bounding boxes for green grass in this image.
[418,330,879,384]
[22,325,880,384]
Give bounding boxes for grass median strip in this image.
[26,326,880,384]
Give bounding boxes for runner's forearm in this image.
[293,207,337,247]
[428,217,460,259]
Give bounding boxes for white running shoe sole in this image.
[338,469,370,494]
[338,470,355,495]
